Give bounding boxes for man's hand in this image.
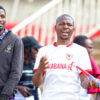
[89,79,98,88]
[17,86,32,97]
[38,56,49,74]
[32,56,49,87]
[80,73,98,89]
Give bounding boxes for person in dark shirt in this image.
[15,36,41,100]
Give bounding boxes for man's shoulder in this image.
[72,43,87,53]
[38,44,54,54]
[40,44,53,50]
[8,30,22,41]
[73,43,86,50]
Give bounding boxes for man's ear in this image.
[73,27,75,32]
[55,25,56,32]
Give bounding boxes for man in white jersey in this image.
[32,14,97,100]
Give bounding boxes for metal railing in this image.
[12,0,100,45]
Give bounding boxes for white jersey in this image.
[34,43,92,100]
[79,86,91,100]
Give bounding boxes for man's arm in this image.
[32,56,49,87]
[32,70,44,87]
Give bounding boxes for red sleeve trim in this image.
[43,71,45,75]
[33,69,45,75]
[66,42,73,47]
[33,69,38,73]
[79,69,92,76]
[53,42,57,47]
[98,88,100,93]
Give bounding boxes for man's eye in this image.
[67,23,72,26]
[86,46,93,49]
[59,22,64,25]
[1,15,5,18]
[89,47,93,49]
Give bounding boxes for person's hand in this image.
[89,79,98,88]
[18,86,32,97]
[80,73,98,89]
[38,56,49,74]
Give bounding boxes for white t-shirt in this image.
[79,86,91,100]
[34,43,92,100]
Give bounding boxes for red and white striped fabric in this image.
[5,22,100,46]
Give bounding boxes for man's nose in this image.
[63,24,68,28]
[0,17,2,22]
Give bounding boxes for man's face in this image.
[55,16,74,41]
[31,47,38,60]
[85,39,93,56]
[0,9,6,32]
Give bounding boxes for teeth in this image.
[0,24,3,26]
[62,30,69,33]
[62,32,69,33]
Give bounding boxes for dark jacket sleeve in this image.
[1,37,24,96]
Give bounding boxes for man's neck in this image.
[0,29,4,36]
[57,39,71,45]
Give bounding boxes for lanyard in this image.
[0,29,8,45]
[0,29,8,40]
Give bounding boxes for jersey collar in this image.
[53,42,73,47]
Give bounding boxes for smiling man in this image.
[0,6,24,100]
[32,14,97,100]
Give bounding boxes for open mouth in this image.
[0,24,3,27]
[62,32,68,35]
[61,31,69,36]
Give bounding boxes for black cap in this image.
[22,36,41,49]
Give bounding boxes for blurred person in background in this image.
[73,35,100,100]
[0,5,24,100]
[15,36,41,100]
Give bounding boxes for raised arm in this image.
[32,56,49,87]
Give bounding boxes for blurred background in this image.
[0,0,100,68]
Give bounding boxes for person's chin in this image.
[61,36,70,40]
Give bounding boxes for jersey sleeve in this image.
[77,48,92,75]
